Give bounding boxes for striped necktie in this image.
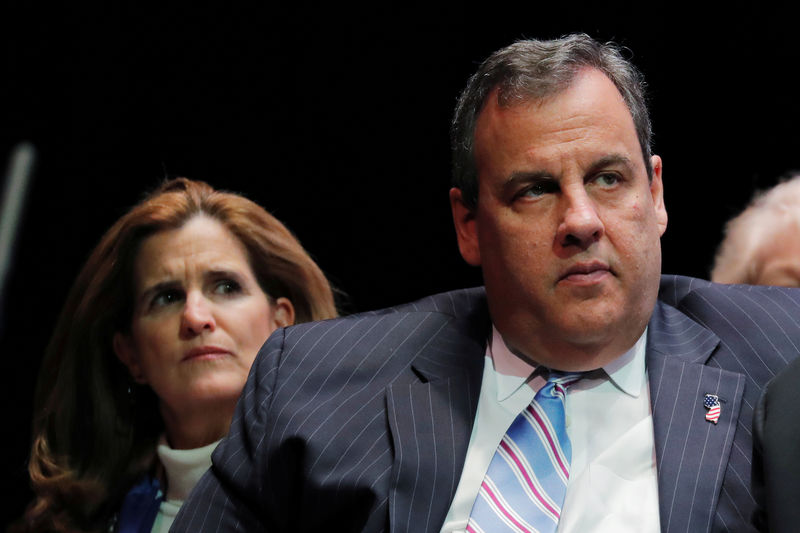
[467,371,582,533]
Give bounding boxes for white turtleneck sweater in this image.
[151,436,221,533]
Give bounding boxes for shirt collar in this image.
[602,328,648,398]
[488,325,648,402]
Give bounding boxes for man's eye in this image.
[214,280,242,295]
[595,173,620,187]
[520,181,558,198]
[151,289,183,308]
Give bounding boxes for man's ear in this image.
[649,155,668,236]
[113,333,147,384]
[449,187,481,266]
[272,297,295,328]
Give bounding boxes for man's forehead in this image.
[488,67,622,107]
[486,69,628,117]
[475,71,639,159]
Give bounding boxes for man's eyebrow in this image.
[504,170,554,187]
[586,154,635,174]
[503,154,635,184]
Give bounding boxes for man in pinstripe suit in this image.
[173,35,799,533]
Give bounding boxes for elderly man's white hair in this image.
[712,175,800,284]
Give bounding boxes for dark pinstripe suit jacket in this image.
[752,355,800,532]
[172,275,800,532]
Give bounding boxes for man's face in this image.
[451,68,668,371]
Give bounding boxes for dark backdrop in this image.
[3,3,800,526]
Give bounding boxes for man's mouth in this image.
[558,261,612,284]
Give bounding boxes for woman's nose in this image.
[180,293,216,337]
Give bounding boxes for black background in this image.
[3,3,800,525]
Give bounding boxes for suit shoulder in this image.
[660,274,800,311]
[379,286,487,317]
[660,275,800,375]
[287,286,486,333]
[272,286,488,359]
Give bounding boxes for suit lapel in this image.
[386,311,487,533]
[647,301,746,533]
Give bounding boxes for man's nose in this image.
[556,187,605,250]
[181,292,216,337]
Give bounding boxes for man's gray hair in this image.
[450,33,652,209]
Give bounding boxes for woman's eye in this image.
[214,280,242,295]
[151,289,183,308]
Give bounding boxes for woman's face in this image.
[114,215,293,422]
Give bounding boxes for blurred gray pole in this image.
[0,142,37,328]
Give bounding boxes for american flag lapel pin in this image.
[704,394,721,424]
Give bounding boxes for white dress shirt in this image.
[440,326,660,533]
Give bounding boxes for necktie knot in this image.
[546,369,583,385]
[540,370,583,401]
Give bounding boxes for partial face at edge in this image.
[752,229,800,287]
[451,68,667,370]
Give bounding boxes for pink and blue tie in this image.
[467,371,582,533]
